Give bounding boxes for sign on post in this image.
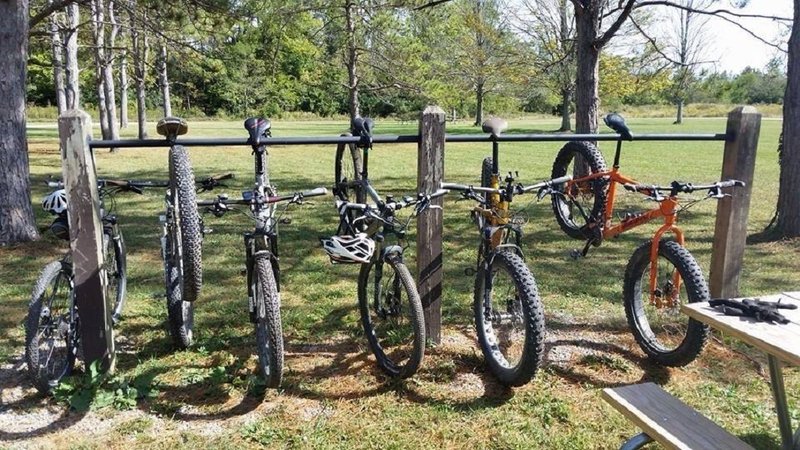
[59,109,116,371]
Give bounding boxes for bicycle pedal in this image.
[569,249,583,260]
[203,227,214,234]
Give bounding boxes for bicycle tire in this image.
[25,260,77,394]
[253,253,284,388]
[550,141,608,240]
[334,141,366,203]
[169,144,202,303]
[105,228,127,323]
[481,156,493,201]
[474,250,544,386]
[358,254,425,379]
[623,239,709,367]
[166,262,194,349]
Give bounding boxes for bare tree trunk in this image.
[345,1,359,120]
[0,0,39,244]
[131,18,148,139]
[119,53,129,128]
[776,0,800,237]
[573,2,600,134]
[558,0,572,132]
[158,43,172,117]
[64,2,80,109]
[104,0,119,145]
[559,88,572,131]
[91,0,110,138]
[49,5,66,113]
[675,99,684,124]
[474,80,484,126]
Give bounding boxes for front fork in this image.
[648,217,685,308]
[372,236,403,319]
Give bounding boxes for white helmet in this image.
[321,233,375,264]
[42,189,68,215]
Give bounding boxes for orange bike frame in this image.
[566,166,685,307]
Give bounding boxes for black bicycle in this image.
[326,117,447,379]
[26,179,153,394]
[440,118,570,386]
[197,117,327,388]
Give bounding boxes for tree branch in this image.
[596,0,637,47]
[30,0,79,29]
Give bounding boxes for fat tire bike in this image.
[548,113,745,366]
[441,118,569,386]
[197,117,327,388]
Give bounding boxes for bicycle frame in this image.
[564,141,686,308]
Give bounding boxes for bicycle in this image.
[196,117,327,388]
[327,117,447,379]
[440,118,570,386]
[156,117,204,349]
[548,113,745,366]
[26,178,153,394]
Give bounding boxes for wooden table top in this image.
[682,292,800,367]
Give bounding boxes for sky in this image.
[701,0,792,73]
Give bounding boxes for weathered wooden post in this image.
[59,109,116,371]
[417,106,446,345]
[709,106,761,298]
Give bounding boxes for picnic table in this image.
[682,292,800,450]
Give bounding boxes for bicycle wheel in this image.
[252,253,284,388]
[623,239,709,367]
[104,228,127,324]
[169,144,202,303]
[474,250,545,386]
[25,260,77,394]
[481,156,494,201]
[550,141,608,240]
[165,240,194,349]
[358,254,425,379]
[334,141,365,204]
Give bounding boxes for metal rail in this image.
[88,132,729,149]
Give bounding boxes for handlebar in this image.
[624,179,745,196]
[47,178,168,193]
[197,187,328,207]
[339,188,449,214]
[441,175,572,197]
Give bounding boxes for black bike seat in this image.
[482,117,508,137]
[156,117,188,138]
[244,117,271,144]
[351,116,374,137]
[604,113,633,140]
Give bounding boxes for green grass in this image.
[1,115,797,449]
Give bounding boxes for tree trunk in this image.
[49,5,66,113]
[474,80,484,126]
[64,2,80,109]
[559,88,572,131]
[132,20,148,139]
[345,1,359,120]
[104,0,119,144]
[776,0,800,237]
[119,52,129,128]
[0,0,39,244]
[91,0,110,138]
[159,43,172,117]
[573,1,600,134]
[675,99,684,124]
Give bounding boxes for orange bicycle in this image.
[549,113,744,366]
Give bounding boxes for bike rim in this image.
[35,272,73,384]
[365,263,415,373]
[635,254,688,353]
[480,265,527,369]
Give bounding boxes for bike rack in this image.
[62,106,759,358]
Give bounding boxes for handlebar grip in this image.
[550,175,572,185]
[719,179,745,188]
[429,188,449,199]
[303,187,328,197]
[441,182,467,191]
[47,181,63,188]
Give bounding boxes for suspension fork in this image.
[648,203,684,307]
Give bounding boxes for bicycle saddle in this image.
[244,117,271,145]
[482,117,508,137]
[156,117,188,138]
[604,113,633,140]
[351,116,374,137]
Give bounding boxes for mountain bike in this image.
[196,117,327,388]
[156,117,204,349]
[328,117,447,379]
[440,118,570,386]
[26,179,155,394]
[548,113,745,366]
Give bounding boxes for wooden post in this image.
[59,109,115,371]
[709,106,761,298]
[417,106,446,345]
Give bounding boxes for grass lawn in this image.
[1,114,797,449]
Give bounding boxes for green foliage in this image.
[53,360,158,412]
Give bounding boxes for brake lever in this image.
[707,186,728,199]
